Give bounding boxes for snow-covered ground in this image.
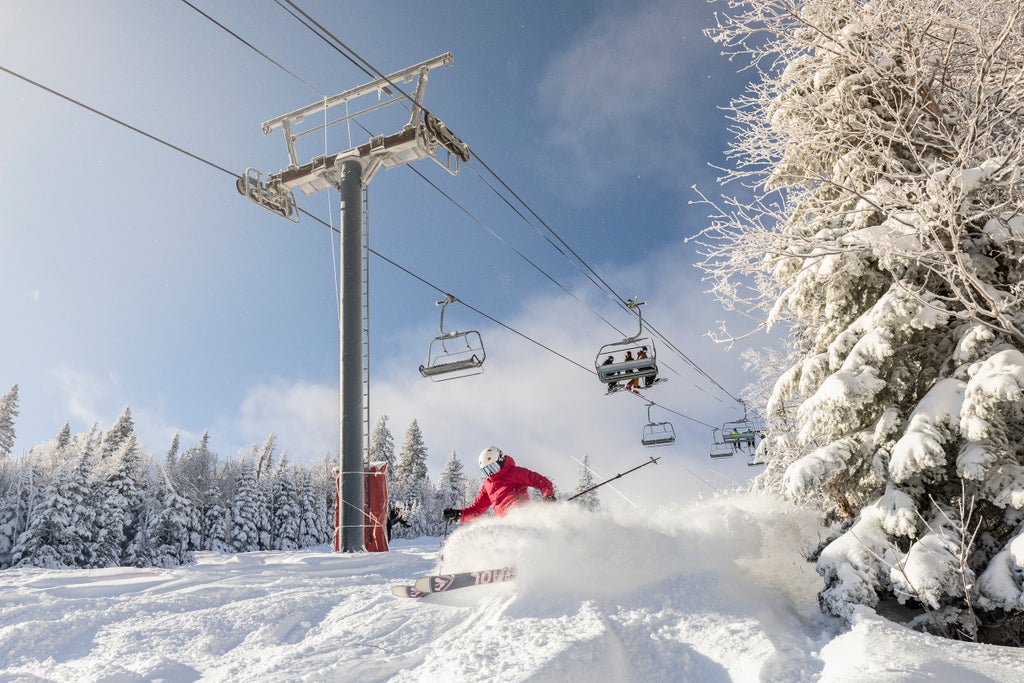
[1,494,1021,682]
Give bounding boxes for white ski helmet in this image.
[479,446,505,476]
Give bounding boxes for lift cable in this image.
[624,387,716,429]
[180,0,326,98]
[0,64,235,178]
[271,0,743,407]
[1,64,594,381]
[248,0,729,407]
[183,0,629,342]
[2,61,737,440]
[403,164,627,337]
[0,56,729,430]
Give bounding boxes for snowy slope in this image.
[1,494,1021,682]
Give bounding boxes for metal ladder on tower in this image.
[360,186,371,468]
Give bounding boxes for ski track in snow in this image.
[1,494,1022,682]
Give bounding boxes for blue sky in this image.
[1,0,768,506]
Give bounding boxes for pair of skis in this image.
[605,377,668,394]
[392,457,663,599]
[391,566,517,599]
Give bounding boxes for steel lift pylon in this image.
[237,53,468,552]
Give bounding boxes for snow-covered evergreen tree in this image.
[368,415,396,483]
[91,432,148,567]
[255,466,273,551]
[230,463,261,553]
[0,462,40,568]
[100,407,135,460]
[701,0,1024,640]
[166,432,180,471]
[202,482,229,553]
[436,451,467,510]
[146,476,193,568]
[311,457,336,545]
[0,385,19,459]
[54,422,71,452]
[572,456,601,511]
[296,469,323,548]
[271,456,300,551]
[257,433,277,480]
[392,420,430,507]
[391,420,436,536]
[11,453,93,568]
[463,475,482,511]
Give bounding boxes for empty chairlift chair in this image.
[709,428,734,459]
[418,295,486,382]
[641,403,675,447]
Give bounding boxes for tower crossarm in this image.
[261,52,454,168]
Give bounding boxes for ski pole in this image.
[566,456,660,501]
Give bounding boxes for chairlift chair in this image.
[640,403,675,447]
[721,420,757,449]
[418,295,485,382]
[595,298,660,388]
[709,428,734,459]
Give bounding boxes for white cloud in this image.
[538,0,721,194]
[51,366,113,431]
[49,366,200,459]
[229,380,340,461]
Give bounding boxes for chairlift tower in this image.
[237,53,469,552]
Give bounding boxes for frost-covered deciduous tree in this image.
[700,0,1024,641]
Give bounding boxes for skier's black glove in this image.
[543,495,556,502]
[442,507,462,522]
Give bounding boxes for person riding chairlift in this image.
[603,355,619,393]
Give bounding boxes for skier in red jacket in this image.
[443,446,556,523]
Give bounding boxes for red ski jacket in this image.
[460,455,555,522]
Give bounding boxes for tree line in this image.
[0,387,600,569]
[0,391,337,569]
